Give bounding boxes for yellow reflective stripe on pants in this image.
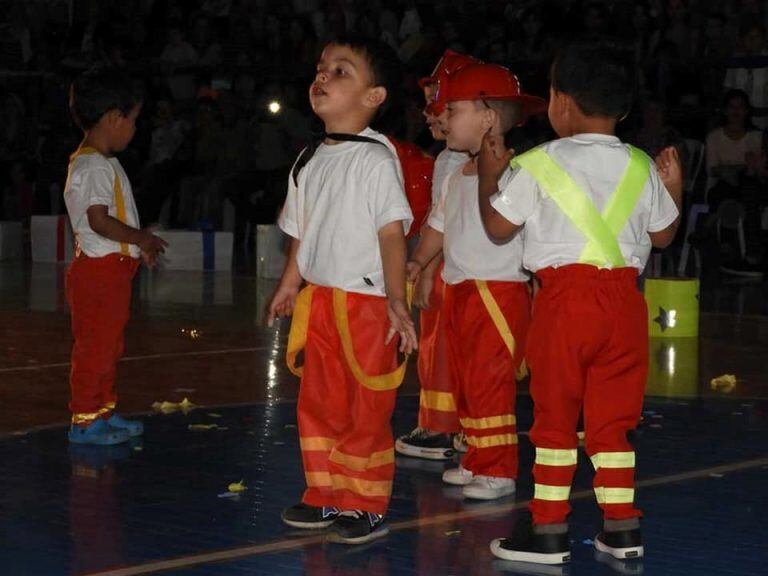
[535,447,578,467]
[466,433,518,448]
[329,448,394,472]
[460,414,516,429]
[306,472,332,487]
[591,451,635,469]
[594,487,635,504]
[300,436,335,451]
[72,412,102,424]
[534,483,571,501]
[331,475,392,498]
[419,390,457,412]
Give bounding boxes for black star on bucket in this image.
[653,307,677,332]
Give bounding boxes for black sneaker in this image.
[720,259,764,279]
[490,514,571,565]
[327,510,389,544]
[594,529,644,560]
[395,428,455,460]
[281,503,339,529]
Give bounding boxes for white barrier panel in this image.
[256,225,287,279]
[155,230,233,271]
[0,221,22,260]
[31,215,75,263]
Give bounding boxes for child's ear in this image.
[483,107,498,132]
[364,86,387,110]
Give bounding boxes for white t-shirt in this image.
[432,148,466,205]
[278,127,413,296]
[428,163,528,285]
[705,127,763,190]
[64,152,141,259]
[492,134,679,273]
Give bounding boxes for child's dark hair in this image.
[327,33,404,131]
[551,36,636,119]
[69,67,143,130]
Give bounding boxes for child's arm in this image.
[649,146,683,249]
[379,221,418,354]
[412,251,442,310]
[266,237,302,326]
[86,205,168,266]
[407,225,444,281]
[478,131,522,241]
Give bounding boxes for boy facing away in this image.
[477,37,683,565]
[267,35,418,545]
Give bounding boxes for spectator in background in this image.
[706,89,763,206]
[630,97,682,158]
[724,22,768,129]
[160,26,198,69]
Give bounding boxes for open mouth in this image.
[310,84,327,97]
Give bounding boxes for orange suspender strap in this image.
[69,146,130,256]
[286,285,409,391]
[475,280,528,380]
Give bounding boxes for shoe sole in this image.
[490,539,570,565]
[68,433,130,446]
[395,439,455,460]
[462,486,515,500]
[326,525,390,545]
[442,473,474,486]
[281,516,337,530]
[594,536,644,560]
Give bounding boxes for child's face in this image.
[422,85,447,140]
[445,100,491,152]
[725,97,748,126]
[310,43,384,124]
[109,104,142,152]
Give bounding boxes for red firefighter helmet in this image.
[419,50,481,116]
[443,63,547,123]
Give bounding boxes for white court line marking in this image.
[83,455,768,576]
[0,347,272,374]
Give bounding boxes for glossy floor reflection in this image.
[0,261,767,575]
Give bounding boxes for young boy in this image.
[409,63,545,500]
[267,35,417,545]
[396,50,478,461]
[477,38,683,564]
[66,69,167,445]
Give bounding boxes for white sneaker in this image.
[442,465,474,486]
[462,475,516,500]
[453,431,468,453]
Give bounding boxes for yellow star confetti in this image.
[710,374,737,393]
[228,480,247,493]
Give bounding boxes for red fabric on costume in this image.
[527,265,647,524]
[66,253,139,423]
[444,280,530,478]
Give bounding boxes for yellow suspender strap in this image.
[70,146,131,255]
[285,285,408,391]
[286,285,316,378]
[512,146,650,268]
[475,280,527,380]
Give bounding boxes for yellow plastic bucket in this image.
[646,337,699,398]
[644,278,699,338]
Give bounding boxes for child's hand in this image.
[478,129,514,184]
[385,298,418,354]
[266,282,300,327]
[406,260,422,283]
[138,230,168,267]
[655,146,683,203]
[413,272,433,310]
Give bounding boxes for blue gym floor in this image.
[1,263,767,575]
[1,395,766,575]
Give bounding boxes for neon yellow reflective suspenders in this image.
[512,145,650,268]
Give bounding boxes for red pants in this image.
[297,287,399,515]
[417,264,460,433]
[444,280,530,479]
[527,265,647,525]
[66,253,139,424]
